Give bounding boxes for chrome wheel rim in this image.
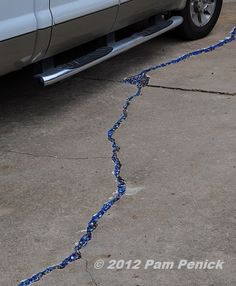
[190,0,217,27]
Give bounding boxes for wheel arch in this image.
[176,0,188,10]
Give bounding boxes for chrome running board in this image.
[36,16,183,86]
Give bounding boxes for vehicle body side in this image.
[0,0,187,76]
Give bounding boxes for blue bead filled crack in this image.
[18,26,236,286]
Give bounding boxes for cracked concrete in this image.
[3,150,109,161]
[78,77,236,96]
[84,258,99,286]
[0,2,236,286]
[146,84,236,96]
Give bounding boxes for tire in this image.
[177,0,223,40]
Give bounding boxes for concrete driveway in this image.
[0,2,235,286]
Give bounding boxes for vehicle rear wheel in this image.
[177,0,223,40]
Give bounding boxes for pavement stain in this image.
[125,185,145,196]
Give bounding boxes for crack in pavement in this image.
[83,258,98,286]
[3,150,109,161]
[80,76,236,96]
[147,84,236,96]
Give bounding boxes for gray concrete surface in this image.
[0,2,236,286]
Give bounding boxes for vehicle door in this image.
[115,0,180,30]
[47,0,119,57]
[0,0,52,76]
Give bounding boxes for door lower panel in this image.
[0,32,36,76]
[0,27,51,76]
[114,0,181,31]
[46,7,118,57]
